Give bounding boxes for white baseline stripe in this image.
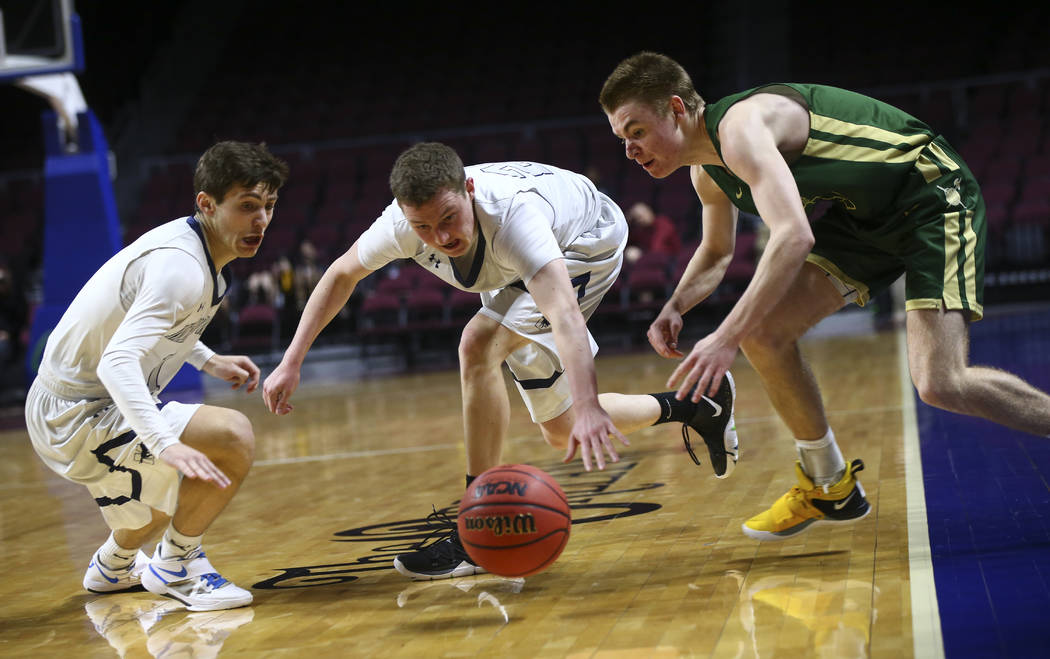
[252,434,540,467]
[254,442,463,467]
[899,326,945,658]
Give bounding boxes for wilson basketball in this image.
[457,464,572,577]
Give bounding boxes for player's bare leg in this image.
[907,306,1050,435]
[173,406,255,535]
[738,263,846,441]
[739,263,868,540]
[140,406,255,610]
[458,313,531,475]
[538,394,661,450]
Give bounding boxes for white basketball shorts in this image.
[25,378,200,530]
[478,193,628,422]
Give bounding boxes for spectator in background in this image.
[293,240,324,312]
[625,201,681,265]
[245,268,277,306]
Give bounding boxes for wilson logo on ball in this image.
[458,464,572,577]
[462,513,538,536]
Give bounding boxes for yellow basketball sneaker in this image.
[742,459,870,541]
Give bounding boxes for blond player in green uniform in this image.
[599,51,1050,540]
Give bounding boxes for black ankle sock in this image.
[649,392,714,424]
[466,474,476,488]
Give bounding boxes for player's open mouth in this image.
[442,239,461,251]
[641,158,655,170]
[242,235,263,247]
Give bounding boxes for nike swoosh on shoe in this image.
[833,492,856,510]
[91,561,120,584]
[701,395,722,417]
[152,565,189,580]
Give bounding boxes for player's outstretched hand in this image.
[648,305,685,359]
[667,330,738,401]
[159,443,231,488]
[562,404,629,471]
[262,362,300,416]
[203,354,261,392]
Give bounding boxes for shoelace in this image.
[411,506,461,553]
[681,425,729,466]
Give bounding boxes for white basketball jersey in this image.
[35,217,224,451]
[356,162,624,290]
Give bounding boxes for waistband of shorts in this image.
[33,369,111,402]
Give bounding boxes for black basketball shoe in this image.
[393,508,486,580]
[682,371,739,478]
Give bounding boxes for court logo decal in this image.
[252,459,663,589]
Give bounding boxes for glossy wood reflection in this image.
[0,326,917,658]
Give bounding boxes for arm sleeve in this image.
[187,341,215,369]
[491,193,565,284]
[354,200,416,270]
[96,250,207,454]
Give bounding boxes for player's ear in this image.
[464,177,475,198]
[196,191,216,216]
[669,95,687,119]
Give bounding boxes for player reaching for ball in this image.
[24,141,289,610]
[262,142,740,579]
[599,52,1050,542]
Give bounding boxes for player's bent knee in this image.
[541,428,569,450]
[193,408,255,464]
[911,371,963,411]
[225,411,256,460]
[458,326,494,366]
[539,415,572,450]
[740,330,786,361]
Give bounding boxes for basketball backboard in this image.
[0,0,83,81]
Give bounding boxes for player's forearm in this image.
[549,309,601,408]
[716,227,812,344]
[667,245,733,314]
[281,269,358,367]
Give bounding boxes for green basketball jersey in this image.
[701,83,968,221]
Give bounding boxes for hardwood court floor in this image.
[1,320,917,658]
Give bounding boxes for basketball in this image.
[457,464,572,577]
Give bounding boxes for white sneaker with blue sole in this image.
[140,545,252,611]
[83,549,151,593]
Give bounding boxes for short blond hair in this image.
[389,142,466,207]
[599,52,704,116]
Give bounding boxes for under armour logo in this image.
[428,253,441,268]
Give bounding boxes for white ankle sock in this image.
[160,525,203,559]
[795,428,846,487]
[98,533,137,570]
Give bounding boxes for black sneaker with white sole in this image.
[682,370,739,478]
[393,508,486,580]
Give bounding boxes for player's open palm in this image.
[262,363,300,416]
[159,443,231,488]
